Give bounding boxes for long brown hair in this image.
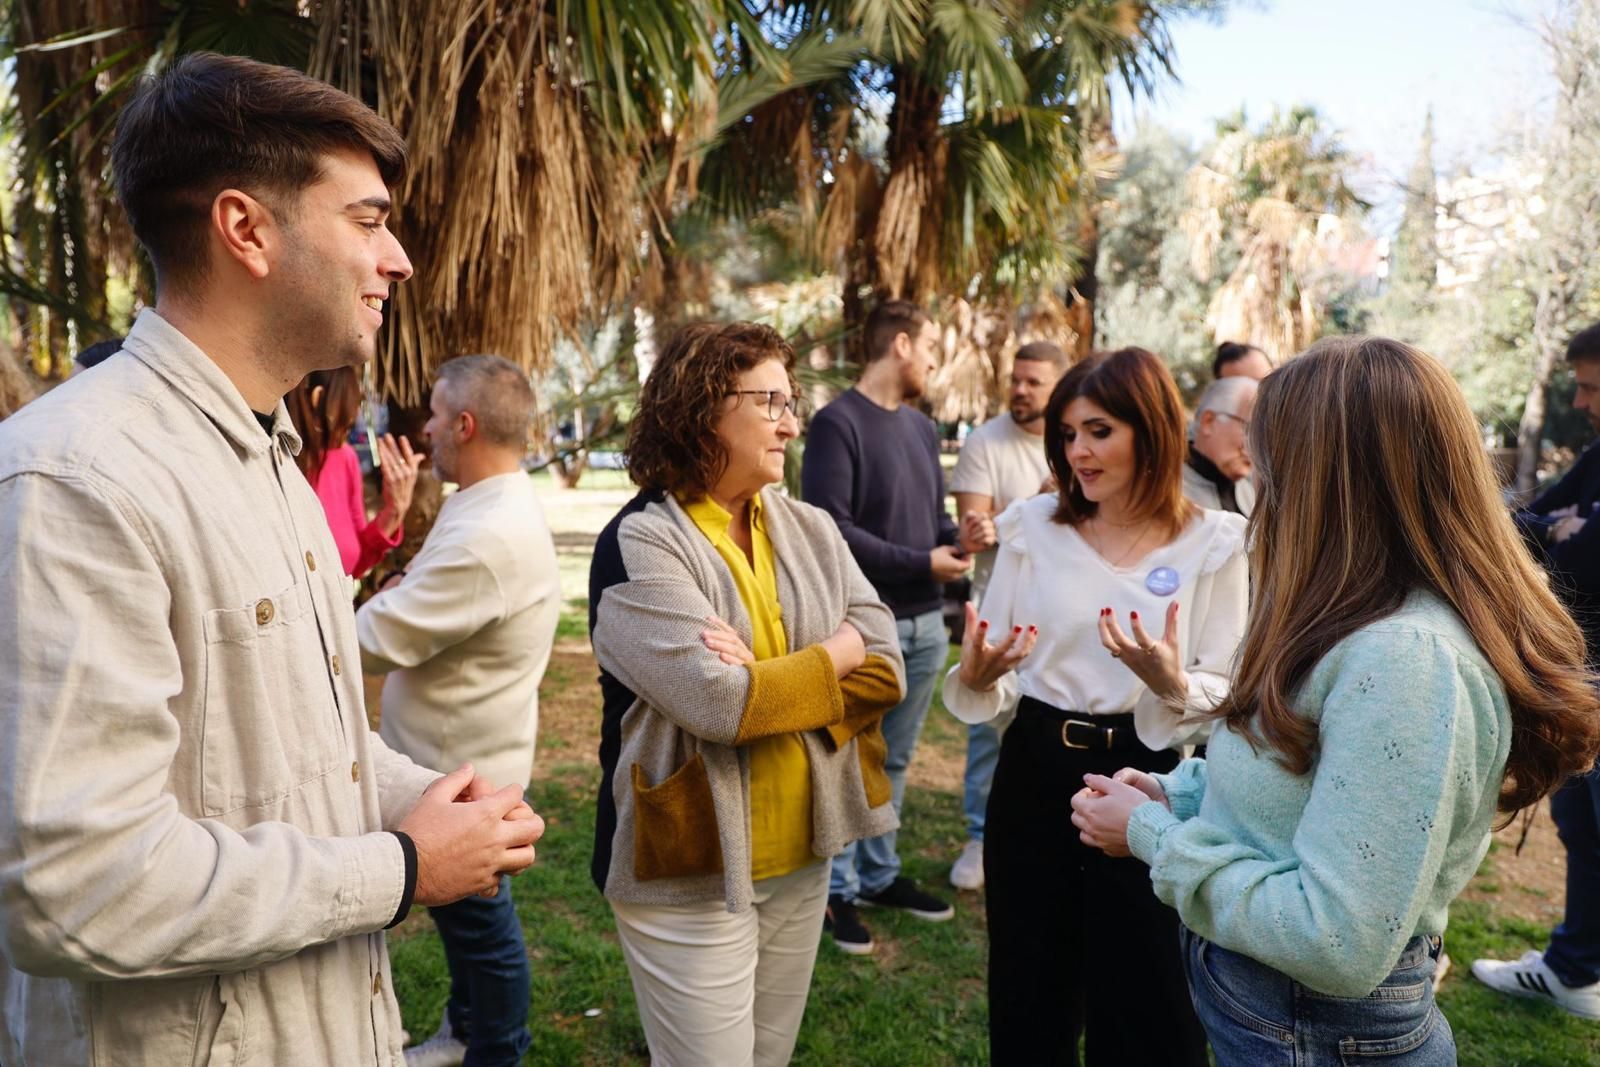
[286,368,362,481]
[1043,347,1194,538]
[1219,335,1600,815]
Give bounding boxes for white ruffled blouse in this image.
[943,494,1249,750]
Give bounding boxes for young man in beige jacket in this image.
[0,54,543,1066]
[357,356,561,1066]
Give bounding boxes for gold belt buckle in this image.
[1061,718,1094,749]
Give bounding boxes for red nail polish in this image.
[1131,611,1139,620]
[1028,625,1038,634]
[979,620,989,629]
[1013,626,1022,635]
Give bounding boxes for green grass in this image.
[389,767,990,1066]
[1435,903,1600,1066]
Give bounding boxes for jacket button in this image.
[331,654,342,676]
[254,599,274,626]
[305,550,317,572]
[352,761,361,783]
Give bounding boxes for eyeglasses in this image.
[728,389,804,422]
[1216,411,1251,429]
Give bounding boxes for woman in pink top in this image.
[287,368,423,578]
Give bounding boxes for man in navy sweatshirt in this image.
[802,299,980,955]
[1474,322,1600,1019]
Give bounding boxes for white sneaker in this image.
[1471,950,1600,1019]
[405,1011,467,1067]
[950,839,984,891]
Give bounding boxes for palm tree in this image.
[690,0,1195,363]
[4,0,313,376]
[1181,105,1366,362]
[6,0,859,398]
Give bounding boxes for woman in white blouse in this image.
[945,346,1249,1066]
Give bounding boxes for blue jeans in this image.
[429,875,532,1066]
[961,721,1000,841]
[830,609,946,900]
[1182,926,1454,1066]
[1546,762,1600,986]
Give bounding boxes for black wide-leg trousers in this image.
[984,703,1209,1067]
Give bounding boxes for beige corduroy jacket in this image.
[0,309,440,1066]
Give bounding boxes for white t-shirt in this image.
[948,415,1051,600]
[943,494,1249,750]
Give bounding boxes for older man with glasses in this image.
[1183,375,1258,516]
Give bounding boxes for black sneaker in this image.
[824,894,875,955]
[857,876,955,921]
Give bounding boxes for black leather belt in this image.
[1017,696,1137,752]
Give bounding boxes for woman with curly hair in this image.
[589,321,906,1066]
[1073,336,1600,1065]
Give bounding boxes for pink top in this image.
[308,443,402,578]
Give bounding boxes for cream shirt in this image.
[0,309,440,1066]
[949,414,1051,601]
[943,495,1249,749]
[357,471,561,793]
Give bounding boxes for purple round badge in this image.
[1145,566,1181,597]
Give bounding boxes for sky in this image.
[1114,0,1553,231]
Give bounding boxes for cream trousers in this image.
[610,862,830,1067]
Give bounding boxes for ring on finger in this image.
[1109,649,1121,659]
[1139,644,1156,653]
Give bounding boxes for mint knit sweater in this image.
[1127,591,1512,997]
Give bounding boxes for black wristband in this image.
[385,830,418,929]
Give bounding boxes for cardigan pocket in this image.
[855,722,892,808]
[631,755,724,881]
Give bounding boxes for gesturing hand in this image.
[1098,602,1188,703]
[399,763,545,906]
[377,433,425,523]
[956,602,1037,692]
[1070,773,1155,858]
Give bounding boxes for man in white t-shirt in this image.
[945,340,1067,890]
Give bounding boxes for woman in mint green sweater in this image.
[1072,336,1600,1065]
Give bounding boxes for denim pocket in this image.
[1192,936,1295,1044]
[1336,1007,1443,1062]
[1296,938,1446,1063]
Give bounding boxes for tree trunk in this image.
[1067,105,1117,358]
[550,405,588,489]
[1515,288,1567,497]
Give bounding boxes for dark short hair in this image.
[864,299,930,363]
[1212,341,1265,378]
[435,354,534,449]
[1566,324,1600,365]
[1044,347,1193,538]
[1014,340,1068,371]
[626,322,796,499]
[111,52,408,293]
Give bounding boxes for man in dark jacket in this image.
[802,299,982,954]
[1473,322,1600,1019]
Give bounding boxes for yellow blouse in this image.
[682,492,815,879]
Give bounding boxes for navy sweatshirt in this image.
[1516,438,1600,663]
[800,388,958,619]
